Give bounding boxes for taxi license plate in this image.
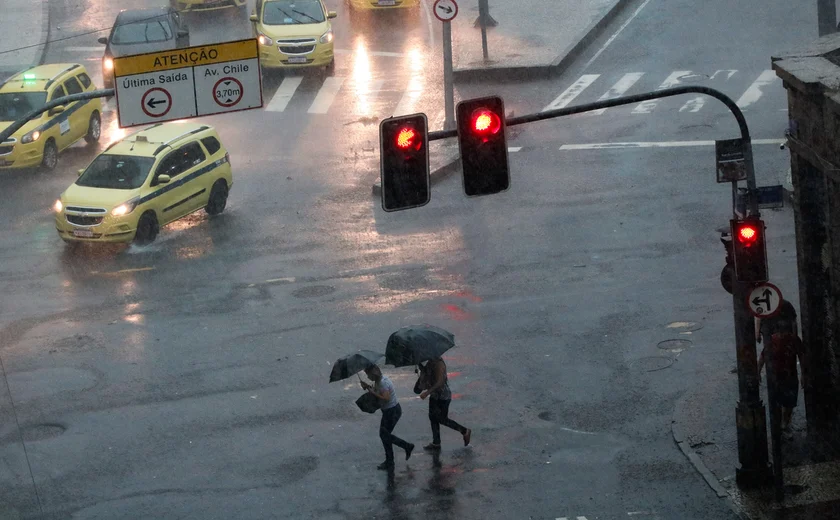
[73,229,94,238]
[287,57,308,64]
[378,0,396,5]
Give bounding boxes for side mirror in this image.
[97,36,108,44]
[249,14,258,22]
[157,175,171,184]
[49,105,66,116]
[328,10,337,19]
[177,29,189,38]
[77,168,85,177]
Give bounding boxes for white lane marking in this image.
[420,0,435,48]
[584,0,654,69]
[542,74,600,112]
[265,76,303,112]
[334,49,407,58]
[508,147,522,152]
[63,46,104,53]
[710,69,738,81]
[736,70,779,108]
[308,77,345,114]
[679,96,705,113]
[559,427,597,435]
[632,70,691,114]
[560,139,785,150]
[591,72,644,115]
[394,79,424,116]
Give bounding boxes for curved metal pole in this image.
[429,85,759,216]
[0,89,114,144]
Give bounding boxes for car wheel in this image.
[134,212,159,245]
[85,111,101,144]
[41,139,58,171]
[205,180,229,216]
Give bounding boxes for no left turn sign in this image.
[747,282,783,318]
[141,87,172,118]
[433,0,458,22]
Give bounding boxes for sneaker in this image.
[423,443,441,451]
[463,429,472,447]
[377,461,394,471]
[406,443,415,461]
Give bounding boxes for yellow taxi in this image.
[54,122,232,245]
[0,64,102,171]
[171,0,247,11]
[348,0,420,9]
[251,0,337,73]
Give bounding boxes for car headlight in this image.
[257,33,273,46]
[319,30,333,44]
[103,57,114,71]
[53,199,63,213]
[111,199,138,216]
[21,130,40,144]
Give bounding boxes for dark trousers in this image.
[380,404,410,463]
[429,398,467,444]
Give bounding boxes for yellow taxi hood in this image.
[260,20,330,39]
[0,119,42,138]
[61,183,142,209]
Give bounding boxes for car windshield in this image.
[0,92,47,122]
[111,18,173,44]
[263,0,325,25]
[76,155,155,190]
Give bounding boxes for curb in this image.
[452,0,634,83]
[371,154,461,197]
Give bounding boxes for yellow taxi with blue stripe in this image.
[54,122,232,245]
[0,64,102,170]
[348,0,420,10]
[251,0,337,73]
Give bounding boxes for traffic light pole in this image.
[442,21,456,131]
[427,85,772,485]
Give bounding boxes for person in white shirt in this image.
[362,365,415,470]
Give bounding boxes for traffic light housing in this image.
[379,113,430,212]
[456,96,510,197]
[731,218,768,283]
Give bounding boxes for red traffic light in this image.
[736,224,759,245]
[396,127,418,150]
[471,109,502,136]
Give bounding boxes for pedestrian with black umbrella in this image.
[386,325,472,450]
[329,350,414,471]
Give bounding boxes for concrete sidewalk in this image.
[451,0,631,82]
[0,0,50,76]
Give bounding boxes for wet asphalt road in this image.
[0,0,809,518]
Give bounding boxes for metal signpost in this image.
[113,39,263,128]
[434,0,458,130]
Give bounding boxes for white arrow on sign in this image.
[433,0,458,22]
[747,282,783,318]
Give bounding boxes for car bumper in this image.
[55,213,138,243]
[0,140,43,169]
[259,42,334,68]
[350,0,420,8]
[175,0,246,10]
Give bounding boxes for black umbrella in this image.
[385,325,455,367]
[329,350,384,383]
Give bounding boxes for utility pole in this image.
[818,0,837,36]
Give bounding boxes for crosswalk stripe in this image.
[63,46,104,53]
[632,70,691,114]
[308,77,345,114]
[542,74,600,112]
[736,70,778,109]
[265,77,303,112]
[591,72,644,115]
[393,78,423,116]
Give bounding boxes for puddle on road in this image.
[657,339,693,354]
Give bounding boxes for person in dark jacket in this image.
[415,357,471,450]
[361,365,414,470]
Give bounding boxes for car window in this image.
[201,136,221,156]
[63,77,83,96]
[112,19,173,44]
[49,86,66,102]
[182,142,207,168]
[76,155,155,190]
[0,92,47,122]
[263,0,325,25]
[77,73,92,89]
[157,142,206,180]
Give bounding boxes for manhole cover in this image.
[657,339,693,353]
[291,285,336,298]
[666,321,703,332]
[22,423,66,442]
[632,356,675,372]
